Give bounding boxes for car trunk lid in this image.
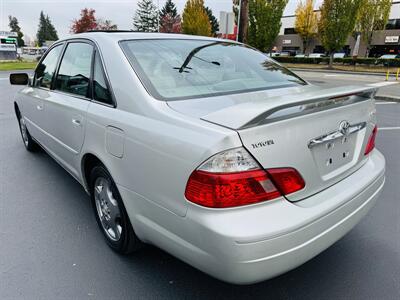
[169,85,377,202]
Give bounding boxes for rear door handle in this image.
[36,104,43,111]
[72,119,82,127]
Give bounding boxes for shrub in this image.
[272,56,400,67]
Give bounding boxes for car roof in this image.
[57,31,231,44]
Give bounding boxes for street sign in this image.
[1,38,17,44]
[219,12,235,36]
[385,36,399,43]
[0,31,18,38]
[0,44,17,52]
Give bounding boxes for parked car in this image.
[10,32,385,284]
[378,54,400,66]
[308,53,326,58]
[279,51,291,57]
[379,54,399,59]
[333,53,346,59]
[269,51,290,57]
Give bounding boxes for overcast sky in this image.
[0,0,323,42]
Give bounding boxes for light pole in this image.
[236,0,242,41]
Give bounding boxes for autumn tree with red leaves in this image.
[160,15,181,33]
[71,8,97,33]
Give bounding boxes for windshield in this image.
[120,39,306,101]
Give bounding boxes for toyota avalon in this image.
[10,32,385,284]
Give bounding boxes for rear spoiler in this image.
[200,85,377,130]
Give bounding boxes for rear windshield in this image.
[120,39,306,101]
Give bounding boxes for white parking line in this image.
[376,102,398,105]
[369,82,399,87]
[379,127,400,131]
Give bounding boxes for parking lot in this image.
[0,70,399,299]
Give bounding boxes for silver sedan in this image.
[10,32,385,284]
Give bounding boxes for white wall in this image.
[389,3,400,19]
[280,16,296,35]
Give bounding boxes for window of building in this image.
[55,42,93,98]
[284,28,297,35]
[386,19,400,30]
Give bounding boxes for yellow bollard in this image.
[396,68,400,81]
[386,70,390,81]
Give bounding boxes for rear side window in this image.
[93,51,113,105]
[35,44,63,89]
[55,42,93,98]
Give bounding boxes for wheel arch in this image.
[14,102,21,119]
[81,152,110,194]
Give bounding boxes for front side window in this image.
[34,44,63,89]
[55,42,93,98]
[93,51,113,105]
[120,39,306,101]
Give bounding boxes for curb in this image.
[375,95,400,102]
[289,68,398,78]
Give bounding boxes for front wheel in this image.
[90,165,141,254]
[18,114,38,152]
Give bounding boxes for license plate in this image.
[308,122,366,179]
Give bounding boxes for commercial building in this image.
[0,31,18,60]
[275,1,400,57]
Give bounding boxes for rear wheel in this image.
[90,165,141,254]
[18,114,38,152]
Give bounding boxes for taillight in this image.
[364,125,377,155]
[267,168,305,195]
[185,148,305,208]
[185,170,281,208]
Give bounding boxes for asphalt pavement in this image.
[0,70,399,299]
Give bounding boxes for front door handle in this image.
[72,119,82,127]
[36,104,43,111]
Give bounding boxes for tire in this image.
[90,165,141,254]
[18,113,38,152]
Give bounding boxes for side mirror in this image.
[10,73,29,85]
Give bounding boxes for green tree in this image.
[205,7,219,36]
[356,0,391,57]
[37,11,59,45]
[182,0,211,36]
[133,0,159,32]
[160,0,180,33]
[295,0,318,54]
[233,0,239,23]
[8,16,25,47]
[160,0,178,19]
[318,0,363,67]
[248,0,288,52]
[45,15,58,40]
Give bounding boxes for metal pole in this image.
[236,0,242,41]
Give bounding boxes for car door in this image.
[40,41,93,177]
[20,44,64,145]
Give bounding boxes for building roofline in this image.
[282,1,400,18]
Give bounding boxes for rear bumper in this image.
[180,150,385,284]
